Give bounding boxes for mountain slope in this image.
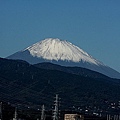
[34,62,111,79]
[7,38,120,79]
[0,58,120,114]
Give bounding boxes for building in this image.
[64,114,84,120]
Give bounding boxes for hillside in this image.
[0,58,120,115]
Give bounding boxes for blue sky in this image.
[0,0,120,72]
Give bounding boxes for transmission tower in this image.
[53,94,60,120]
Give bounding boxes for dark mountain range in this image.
[34,62,111,79]
[0,58,120,114]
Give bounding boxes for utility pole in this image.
[114,115,116,120]
[13,107,17,120]
[107,114,111,120]
[115,115,119,120]
[0,102,2,120]
[41,105,45,120]
[53,94,59,120]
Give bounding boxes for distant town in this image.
[0,94,120,120]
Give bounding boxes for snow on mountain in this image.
[24,38,102,65]
[7,38,120,79]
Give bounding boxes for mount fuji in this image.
[7,38,120,79]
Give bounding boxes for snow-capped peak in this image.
[24,38,102,66]
[7,38,120,78]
